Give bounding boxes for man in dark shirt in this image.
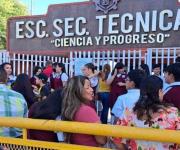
[163,63,180,109]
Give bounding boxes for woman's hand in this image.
[109,137,127,150]
[117,82,125,87]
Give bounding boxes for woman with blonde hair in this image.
[98,64,111,124]
[61,75,106,147]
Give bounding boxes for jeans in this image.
[98,92,110,124]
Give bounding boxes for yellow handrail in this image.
[0,117,180,144]
[0,136,109,150]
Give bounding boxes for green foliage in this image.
[0,0,28,49]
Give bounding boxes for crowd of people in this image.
[0,57,180,149]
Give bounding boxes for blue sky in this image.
[20,0,88,15]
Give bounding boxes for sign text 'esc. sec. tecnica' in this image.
[15,9,180,47]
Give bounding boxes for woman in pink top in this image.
[61,75,107,147]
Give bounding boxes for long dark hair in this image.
[165,63,180,82]
[30,89,62,119]
[1,62,12,69]
[33,66,42,75]
[12,73,35,108]
[56,63,66,73]
[1,62,13,75]
[0,68,7,83]
[133,75,168,121]
[61,75,89,121]
[140,64,150,77]
[111,62,125,75]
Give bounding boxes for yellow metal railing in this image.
[0,117,180,149]
[0,136,108,150]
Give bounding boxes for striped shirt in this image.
[0,84,28,137]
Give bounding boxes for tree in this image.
[0,0,28,49]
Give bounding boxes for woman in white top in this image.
[82,63,99,95]
[1,62,16,87]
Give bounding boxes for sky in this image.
[20,0,88,15]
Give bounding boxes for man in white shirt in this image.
[112,69,145,118]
